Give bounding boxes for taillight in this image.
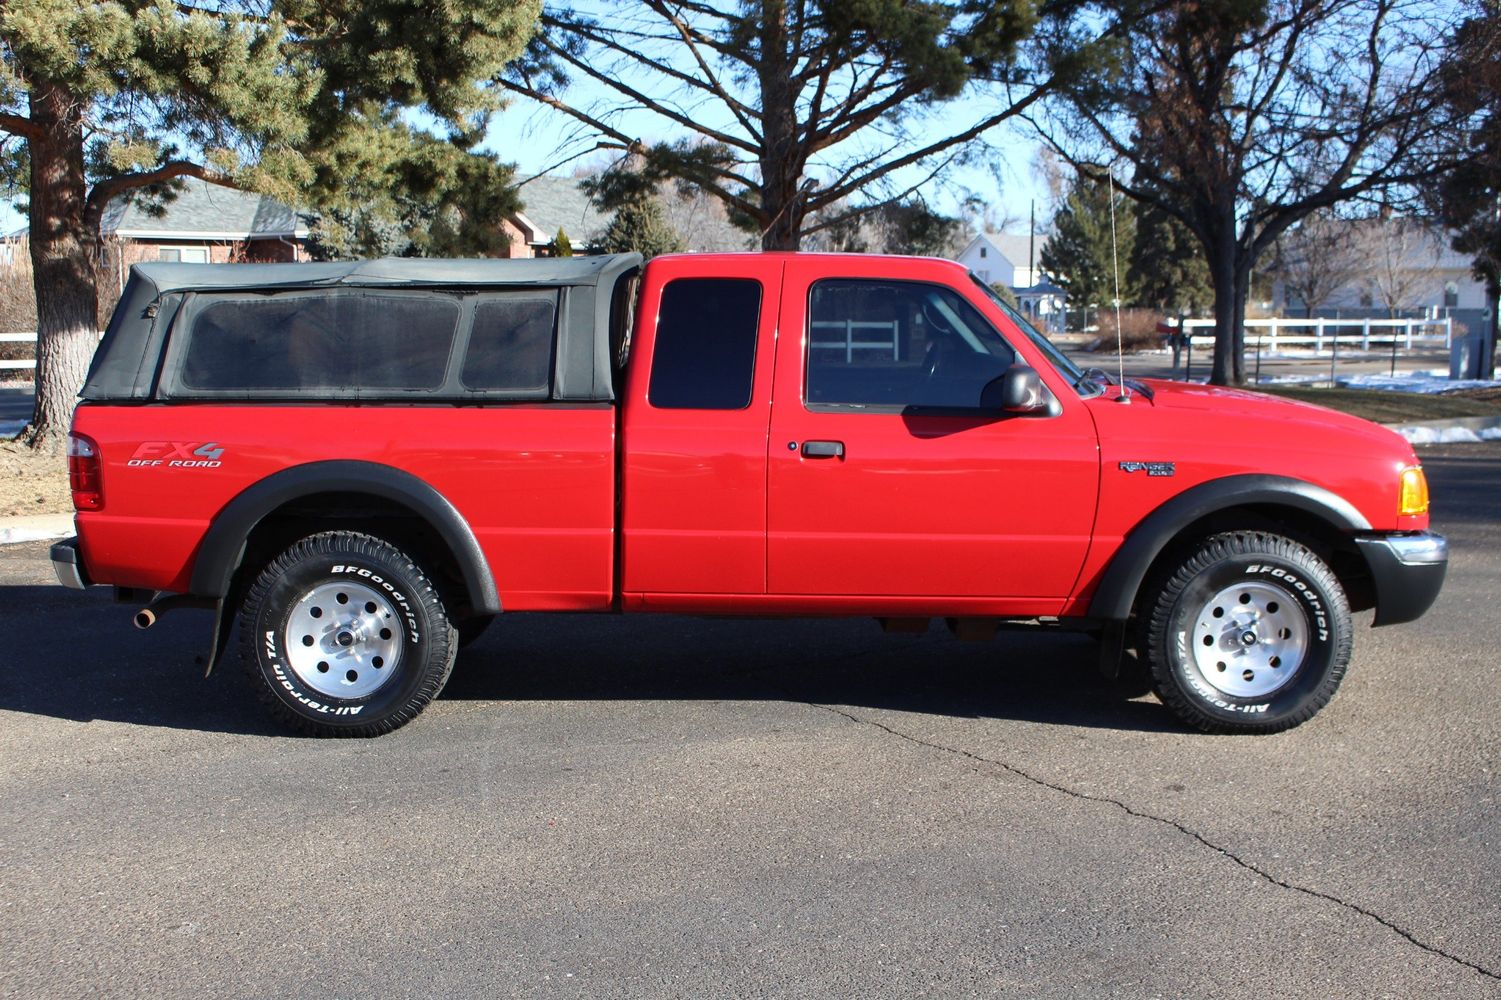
[67,432,103,511]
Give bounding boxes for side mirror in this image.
[982,364,1049,414]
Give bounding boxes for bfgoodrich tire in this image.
[1143,531,1352,734]
[239,531,457,737]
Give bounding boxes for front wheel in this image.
[1142,531,1352,734]
[239,531,457,737]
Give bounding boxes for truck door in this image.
[766,258,1099,609]
[620,256,782,597]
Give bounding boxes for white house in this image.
[956,231,1044,288]
[955,230,1065,331]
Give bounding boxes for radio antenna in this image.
[1107,167,1130,403]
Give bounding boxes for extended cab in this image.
[51,252,1446,736]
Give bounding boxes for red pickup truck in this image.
[51,251,1445,737]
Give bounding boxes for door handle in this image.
[801,440,845,459]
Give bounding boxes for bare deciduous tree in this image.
[1269,210,1369,316]
[1037,0,1466,384]
[1358,216,1443,317]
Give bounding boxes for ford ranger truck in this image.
[49,252,1446,736]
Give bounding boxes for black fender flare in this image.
[189,460,501,614]
[1086,474,1370,621]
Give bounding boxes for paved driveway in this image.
[1,445,1498,998]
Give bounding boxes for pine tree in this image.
[598,198,684,259]
[1040,176,1136,319]
[1129,202,1211,314]
[553,228,574,257]
[0,0,540,445]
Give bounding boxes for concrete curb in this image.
[0,512,73,546]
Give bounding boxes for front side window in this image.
[806,279,1016,409]
[648,278,761,410]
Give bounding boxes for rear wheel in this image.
[239,531,457,737]
[1143,531,1351,734]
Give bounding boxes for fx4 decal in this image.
[128,441,225,468]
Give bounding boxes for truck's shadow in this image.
[0,584,1175,735]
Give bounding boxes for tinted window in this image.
[807,280,1015,409]
[648,278,760,410]
[462,294,556,392]
[181,293,459,392]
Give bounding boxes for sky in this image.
[482,83,1053,238]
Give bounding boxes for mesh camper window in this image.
[178,292,461,394]
[461,295,556,392]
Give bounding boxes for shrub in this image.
[1097,308,1167,353]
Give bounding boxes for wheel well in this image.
[1132,503,1374,620]
[236,492,476,616]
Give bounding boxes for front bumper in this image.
[1354,531,1447,627]
[50,538,90,590]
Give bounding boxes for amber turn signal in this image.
[1398,466,1428,516]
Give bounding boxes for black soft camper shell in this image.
[82,254,644,404]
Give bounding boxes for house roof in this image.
[511,175,610,246]
[100,176,306,240]
[1348,218,1475,272]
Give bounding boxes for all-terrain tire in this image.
[1143,531,1352,734]
[239,531,457,737]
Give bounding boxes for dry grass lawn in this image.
[0,439,71,517]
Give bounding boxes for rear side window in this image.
[179,293,459,392]
[648,278,760,410]
[462,294,557,392]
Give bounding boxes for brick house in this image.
[98,176,312,287]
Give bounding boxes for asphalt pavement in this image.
[1,445,1498,998]
[0,386,30,426]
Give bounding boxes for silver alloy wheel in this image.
[1190,581,1309,698]
[283,580,402,699]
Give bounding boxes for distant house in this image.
[99,177,312,275]
[954,230,1065,332]
[503,174,753,257]
[1272,219,1487,334]
[956,231,1044,288]
[501,175,613,256]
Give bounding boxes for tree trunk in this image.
[755,0,804,252]
[1208,256,1239,385]
[1204,217,1247,386]
[26,84,100,450]
[1486,275,1500,379]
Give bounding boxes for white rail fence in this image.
[0,331,37,371]
[1179,316,1453,352]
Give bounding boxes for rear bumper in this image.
[1354,532,1447,627]
[50,538,90,590]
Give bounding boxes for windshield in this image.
[970,274,1098,397]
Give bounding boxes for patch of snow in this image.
[0,419,25,438]
[1337,372,1501,394]
[0,524,71,545]
[1394,425,1501,445]
[1257,374,1328,385]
